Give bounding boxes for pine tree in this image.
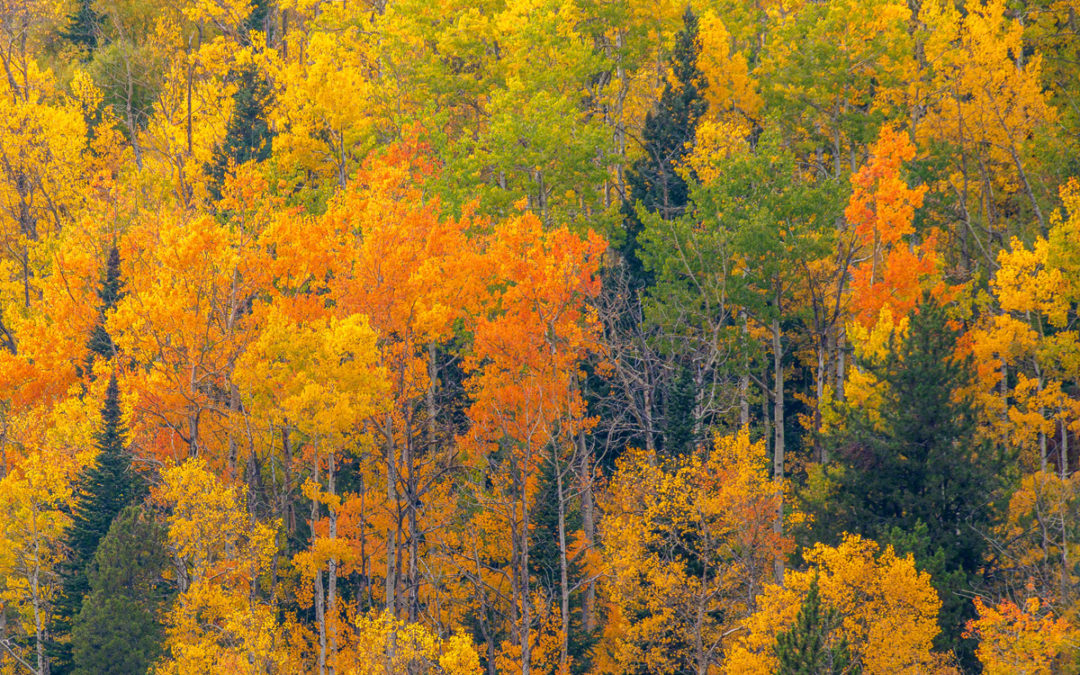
[61,0,103,55]
[662,364,697,457]
[206,65,275,203]
[87,245,122,363]
[822,295,999,668]
[49,375,145,674]
[620,7,707,288]
[774,576,857,675]
[71,505,172,675]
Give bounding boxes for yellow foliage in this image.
[995,471,1080,615]
[836,306,909,431]
[596,428,792,674]
[967,597,1080,674]
[349,610,481,675]
[155,458,292,673]
[0,449,75,669]
[235,304,388,438]
[726,534,950,674]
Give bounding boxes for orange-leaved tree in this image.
[458,208,605,674]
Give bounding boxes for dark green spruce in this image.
[819,296,1000,669]
[71,505,172,675]
[620,6,707,288]
[662,364,697,457]
[205,64,274,203]
[60,0,103,55]
[205,0,275,203]
[49,375,145,674]
[87,245,122,364]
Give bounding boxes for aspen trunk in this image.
[31,504,48,675]
[385,413,398,618]
[555,452,571,672]
[312,456,326,675]
[771,311,785,584]
[327,449,337,675]
[577,428,596,633]
[739,311,750,428]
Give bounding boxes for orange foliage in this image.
[966,597,1079,674]
[845,126,942,328]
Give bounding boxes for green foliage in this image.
[625,7,706,220]
[662,364,696,457]
[87,245,122,363]
[821,296,1002,668]
[71,505,172,675]
[61,0,103,55]
[621,7,707,289]
[774,576,858,675]
[50,375,146,674]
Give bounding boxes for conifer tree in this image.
[662,364,697,457]
[206,0,275,202]
[529,458,595,674]
[822,296,1000,667]
[206,66,274,202]
[71,505,171,675]
[625,6,706,220]
[620,7,707,288]
[61,0,102,55]
[87,245,122,363]
[49,375,145,674]
[774,576,857,674]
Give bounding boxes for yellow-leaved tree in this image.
[596,428,790,674]
[350,610,482,675]
[154,457,296,674]
[966,596,1079,674]
[725,534,951,674]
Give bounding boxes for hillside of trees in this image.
[0,0,1079,672]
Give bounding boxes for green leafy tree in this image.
[71,505,172,675]
[642,133,838,548]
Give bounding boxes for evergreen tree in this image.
[87,245,122,363]
[620,7,707,288]
[49,375,145,674]
[71,505,172,675]
[529,457,596,674]
[774,576,857,675]
[625,6,706,220]
[821,296,1000,667]
[206,0,275,204]
[206,65,275,202]
[661,364,697,457]
[61,0,103,55]
[204,65,274,203]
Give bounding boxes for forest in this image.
[0,0,1077,672]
